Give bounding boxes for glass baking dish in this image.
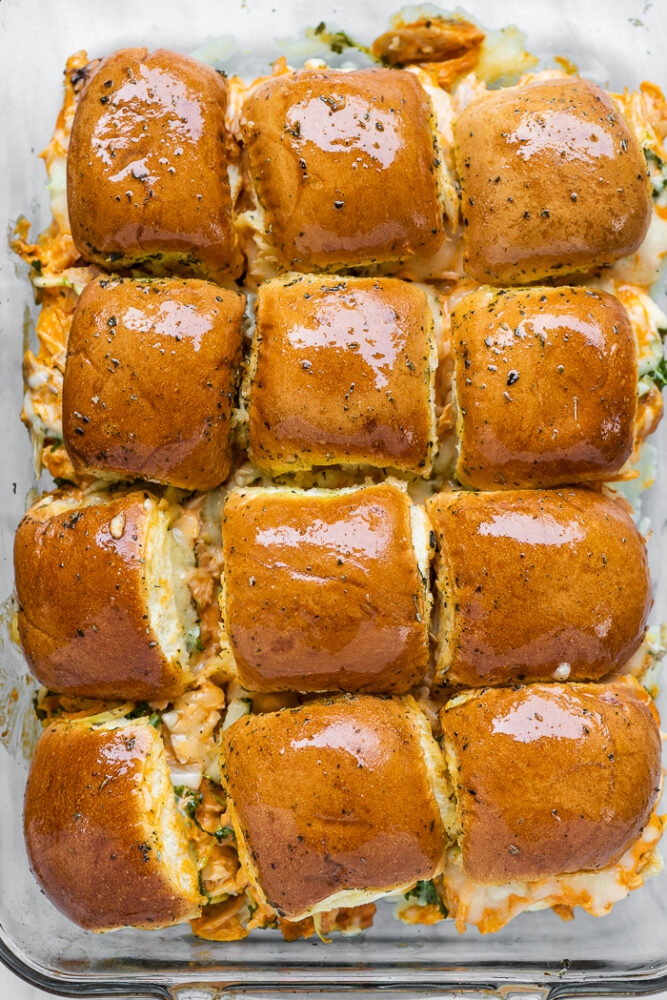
[1,0,666,996]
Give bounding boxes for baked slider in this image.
[221,481,432,693]
[440,679,663,932]
[451,285,637,489]
[62,276,245,491]
[67,48,243,280]
[14,489,197,699]
[221,694,452,919]
[426,487,650,688]
[244,274,438,476]
[24,716,204,930]
[454,76,651,283]
[240,68,453,273]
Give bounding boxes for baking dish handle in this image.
[165,986,555,1000]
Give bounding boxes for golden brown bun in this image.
[222,695,449,919]
[14,491,195,699]
[24,717,203,930]
[246,275,437,475]
[441,678,661,882]
[67,48,243,279]
[426,488,650,687]
[454,77,651,283]
[452,286,637,488]
[221,481,431,692]
[241,68,445,269]
[63,277,245,490]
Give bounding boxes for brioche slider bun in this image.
[14,490,197,700]
[241,68,451,271]
[67,48,243,280]
[451,285,637,489]
[244,274,438,477]
[426,487,650,687]
[221,695,453,920]
[221,481,432,693]
[441,679,662,883]
[63,276,245,491]
[454,77,651,284]
[24,716,204,930]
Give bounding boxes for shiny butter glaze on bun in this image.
[245,274,438,475]
[426,488,651,687]
[14,490,197,699]
[221,695,452,919]
[241,68,448,270]
[454,77,651,283]
[67,48,243,279]
[63,276,245,491]
[24,717,204,930]
[221,481,432,693]
[441,679,661,882]
[451,285,637,489]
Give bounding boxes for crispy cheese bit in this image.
[372,16,484,90]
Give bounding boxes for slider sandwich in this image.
[240,67,456,273]
[450,285,638,489]
[67,48,243,279]
[63,276,245,491]
[24,715,204,930]
[14,489,198,699]
[243,274,439,476]
[221,480,432,693]
[454,77,651,283]
[426,487,650,687]
[221,694,452,920]
[440,679,663,932]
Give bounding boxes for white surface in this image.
[0,965,69,999]
[0,964,141,999]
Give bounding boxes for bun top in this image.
[14,490,193,699]
[222,481,431,693]
[222,694,449,919]
[63,276,245,491]
[451,285,637,489]
[247,274,437,475]
[241,68,446,269]
[454,77,651,283]
[24,717,203,930]
[426,487,651,687]
[67,48,243,279]
[441,679,661,883]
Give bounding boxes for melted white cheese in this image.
[443,812,664,933]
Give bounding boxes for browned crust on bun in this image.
[67,48,243,279]
[221,481,431,693]
[246,275,437,475]
[221,695,449,919]
[241,68,445,269]
[441,678,662,883]
[425,488,650,687]
[24,717,203,930]
[63,276,245,490]
[454,77,651,283]
[14,491,194,699]
[452,285,637,489]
